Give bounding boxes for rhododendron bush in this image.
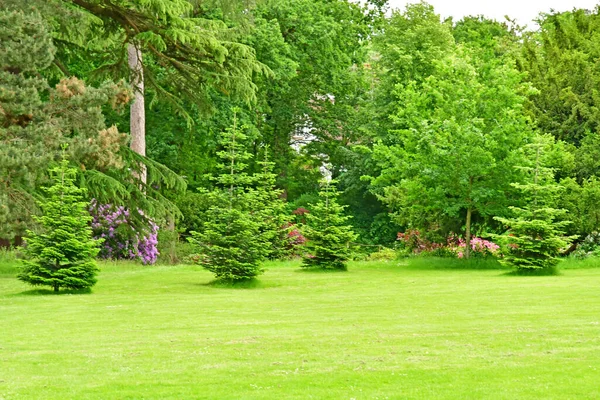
[397,230,499,258]
[90,201,159,265]
[447,235,500,258]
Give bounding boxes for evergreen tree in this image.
[18,155,100,292]
[302,180,357,270]
[254,146,291,259]
[0,9,185,239]
[189,112,269,280]
[494,135,576,273]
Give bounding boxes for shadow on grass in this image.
[203,278,267,289]
[403,257,508,271]
[10,287,93,297]
[503,267,560,277]
[295,267,348,273]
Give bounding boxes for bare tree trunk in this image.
[465,206,472,259]
[128,42,146,184]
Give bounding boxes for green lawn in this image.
[1,258,600,399]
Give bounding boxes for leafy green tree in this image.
[189,112,269,280]
[302,180,357,270]
[369,2,454,140]
[18,156,100,292]
[253,0,376,197]
[371,46,534,257]
[495,135,576,272]
[559,177,600,238]
[452,15,520,59]
[338,2,454,246]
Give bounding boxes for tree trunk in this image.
[465,206,472,259]
[128,42,146,184]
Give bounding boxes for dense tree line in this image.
[3,0,600,279]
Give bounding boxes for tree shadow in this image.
[10,287,93,297]
[202,278,266,289]
[403,257,508,271]
[295,267,348,273]
[502,267,560,277]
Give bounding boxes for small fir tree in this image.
[18,156,100,292]
[494,135,576,273]
[189,111,269,280]
[254,146,292,259]
[302,180,358,270]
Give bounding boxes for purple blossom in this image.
[90,200,159,265]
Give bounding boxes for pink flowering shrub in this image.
[282,222,306,256]
[90,201,159,265]
[397,230,500,259]
[397,229,444,254]
[447,235,500,258]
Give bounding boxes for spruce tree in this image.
[189,112,269,280]
[254,146,291,260]
[302,180,358,270]
[494,135,576,273]
[18,155,100,292]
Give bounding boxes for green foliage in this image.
[189,113,269,280]
[0,8,185,237]
[255,146,292,259]
[30,0,269,118]
[366,247,397,262]
[18,157,100,292]
[559,177,600,237]
[369,2,454,139]
[520,9,600,146]
[371,44,534,253]
[494,135,576,272]
[569,232,600,259]
[302,180,358,270]
[0,9,129,236]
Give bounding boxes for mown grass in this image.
[1,257,600,399]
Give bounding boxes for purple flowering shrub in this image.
[90,201,159,264]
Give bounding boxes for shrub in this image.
[396,229,444,255]
[447,235,500,258]
[18,158,100,292]
[366,247,397,261]
[571,232,600,259]
[90,201,159,265]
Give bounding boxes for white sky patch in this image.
[387,0,599,28]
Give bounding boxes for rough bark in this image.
[128,42,146,184]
